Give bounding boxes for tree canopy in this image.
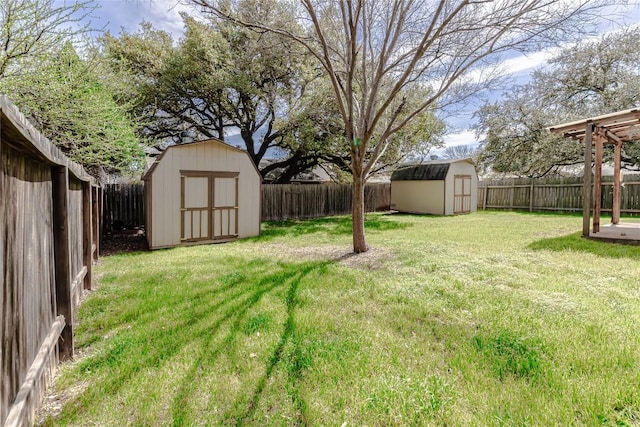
[0,0,144,180]
[101,11,333,183]
[0,43,144,178]
[0,0,95,78]
[477,27,640,177]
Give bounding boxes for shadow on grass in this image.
[529,232,640,260]
[255,214,413,241]
[170,261,327,426]
[42,256,332,426]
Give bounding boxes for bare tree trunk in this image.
[352,169,368,253]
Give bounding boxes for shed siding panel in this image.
[151,149,181,248]
[144,180,152,248]
[238,168,261,237]
[470,167,478,212]
[391,181,444,214]
[444,169,453,215]
[444,162,478,215]
[164,151,182,245]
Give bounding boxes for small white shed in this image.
[390,158,478,215]
[142,138,261,249]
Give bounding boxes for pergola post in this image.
[612,141,622,224]
[593,132,603,233]
[582,124,593,237]
[549,108,640,241]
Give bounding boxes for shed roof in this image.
[390,158,474,181]
[142,138,257,180]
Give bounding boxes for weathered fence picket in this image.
[261,183,391,221]
[0,96,100,427]
[103,183,144,231]
[478,175,640,214]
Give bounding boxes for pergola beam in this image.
[593,127,623,145]
[548,108,640,134]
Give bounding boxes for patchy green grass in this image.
[41,211,640,426]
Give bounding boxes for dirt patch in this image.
[36,377,89,425]
[334,247,395,270]
[100,232,148,256]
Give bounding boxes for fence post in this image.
[82,182,93,290]
[52,166,73,361]
[509,185,515,210]
[92,186,100,262]
[99,186,104,249]
[529,178,534,212]
[483,185,488,210]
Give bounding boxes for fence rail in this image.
[478,175,640,214]
[1,96,100,427]
[261,183,391,221]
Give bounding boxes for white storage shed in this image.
[142,138,261,249]
[390,158,478,215]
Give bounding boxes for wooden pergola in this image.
[549,108,640,242]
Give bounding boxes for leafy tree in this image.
[102,19,227,141]
[101,11,333,183]
[0,43,144,179]
[281,77,446,181]
[0,0,96,79]
[478,27,640,177]
[195,0,612,253]
[442,144,480,161]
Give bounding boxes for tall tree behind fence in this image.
[103,183,144,232]
[0,96,100,427]
[262,183,391,221]
[478,175,640,214]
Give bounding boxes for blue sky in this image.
[62,0,640,150]
[82,0,189,37]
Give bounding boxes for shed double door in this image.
[181,171,238,242]
[453,175,472,214]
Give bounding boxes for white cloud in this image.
[87,0,193,37]
[499,48,558,75]
[442,130,480,148]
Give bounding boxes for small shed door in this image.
[454,175,472,214]
[212,176,238,239]
[181,171,239,242]
[181,176,210,241]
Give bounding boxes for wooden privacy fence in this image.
[0,96,101,427]
[262,183,391,221]
[478,175,640,214]
[102,182,391,228]
[103,183,144,232]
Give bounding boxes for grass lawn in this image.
[40,211,640,426]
